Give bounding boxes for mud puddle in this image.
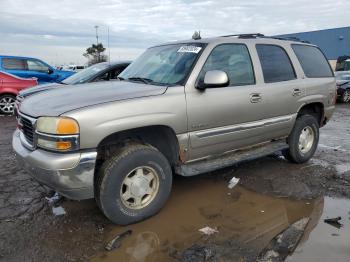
[91,176,323,261]
[287,197,350,262]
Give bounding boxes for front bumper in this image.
[12,129,97,200]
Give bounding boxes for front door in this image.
[26,59,55,83]
[185,43,263,160]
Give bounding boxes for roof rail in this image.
[221,33,265,38]
[220,33,310,43]
[271,36,310,43]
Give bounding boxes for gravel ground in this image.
[0,103,349,261]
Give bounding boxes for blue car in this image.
[0,55,75,84]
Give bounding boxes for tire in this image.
[0,94,16,115]
[341,89,350,103]
[96,143,172,225]
[282,114,319,164]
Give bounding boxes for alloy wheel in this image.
[120,166,160,210]
[0,96,15,114]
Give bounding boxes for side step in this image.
[175,140,288,176]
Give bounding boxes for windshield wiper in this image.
[117,76,125,81]
[127,77,154,84]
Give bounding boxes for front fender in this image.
[64,86,188,149]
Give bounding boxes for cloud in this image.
[0,0,349,65]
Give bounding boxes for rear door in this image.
[1,58,28,78]
[254,44,304,120]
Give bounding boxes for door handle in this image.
[293,88,302,96]
[250,93,262,103]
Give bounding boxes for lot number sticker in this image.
[177,46,202,53]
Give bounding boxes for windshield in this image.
[61,63,109,84]
[119,43,205,86]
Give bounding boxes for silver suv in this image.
[13,34,336,224]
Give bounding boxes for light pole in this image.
[94,25,100,62]
[94,25,99,45]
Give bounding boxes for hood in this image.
[20,81,167,117]
[19,83,63,98]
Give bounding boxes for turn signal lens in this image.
[57,118,79,134]
[56,141,72,150]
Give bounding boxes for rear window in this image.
[292,44,333,78]
[2,58,27,70]
[256,44,296,83]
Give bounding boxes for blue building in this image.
[277,26,350,68]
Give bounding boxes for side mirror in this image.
[47,68,54,74]
[196,70,229,90]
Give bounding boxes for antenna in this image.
[107,26,110,64]
[192,30,201,40]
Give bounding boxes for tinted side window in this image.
[27,59,49,72]
[2,58,27,70]
[198,44,255,86]
[110,67,126,80]
[292,45,333,77]
[256,45,296,83]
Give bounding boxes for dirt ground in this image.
[0,104,350,262]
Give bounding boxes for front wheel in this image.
[0,94,16,115]
[282,114,319,163]
[97,144,172,225]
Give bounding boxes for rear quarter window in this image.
[2,58,27,70]
[256,44,296,83]
[291,44,333,78]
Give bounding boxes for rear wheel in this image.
[0,94,16,115]
[96,144,172,225]
[282,114,319,163]
[341,89,350,103]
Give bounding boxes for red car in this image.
[0,71,38,114]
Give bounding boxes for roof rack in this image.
[220,33,310,43]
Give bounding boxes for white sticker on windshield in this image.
[177,46,202,54]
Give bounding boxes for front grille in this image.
[20,115,35,145]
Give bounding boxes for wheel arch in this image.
[96,125,180,169]
[0,91,18,97]
[297,102,325,126]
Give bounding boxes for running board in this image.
[175,140,288,176]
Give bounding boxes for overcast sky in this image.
[0,0,349,65]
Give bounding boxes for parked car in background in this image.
[13,34,336,225]
[0,71,37,114]
[59,64,86,72]
[66,65,86,72]
[335,72,350,103]
[16,61,131,104]
[0,55,75,84]
[335,56,350,72]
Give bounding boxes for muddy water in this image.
[92,176,322,261]
[287,197,350,262]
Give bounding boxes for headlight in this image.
[35,117,79,151]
